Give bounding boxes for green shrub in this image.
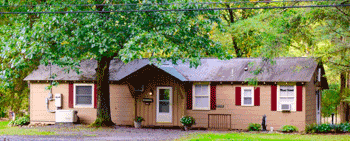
[8,115,30,126]
[317,124,333,133]
[180,116,196,126]
[281,125,298,132]
[338,123,350,132]
[306,123,350,133]
[134,116,144,122]
[247,123,261,131]
[305,123,317,133]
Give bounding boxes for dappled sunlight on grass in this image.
[179,132,350,141]
[0,121,56,135]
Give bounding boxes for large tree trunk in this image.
[94,56,114,126]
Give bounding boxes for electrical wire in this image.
[0,0,343,8]
[0,3,349,14]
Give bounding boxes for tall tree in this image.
[0,0,230,126]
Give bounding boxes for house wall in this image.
[30,83,134,125]
[305,74,317,126]
[186,84,308,131]
[30,83,97,124]
[30,81,313,130]
[110,84,135,125]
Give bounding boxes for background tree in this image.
[0,0,43,118]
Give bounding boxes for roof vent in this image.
[244,67,248,71]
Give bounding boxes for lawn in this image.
[0,121,56,135]
[179,132,350,141]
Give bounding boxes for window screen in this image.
[76,86,92,105]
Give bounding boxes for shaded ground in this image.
[0,125,217,141]
[3,124,350,141]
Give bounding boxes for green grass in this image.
[0,121,56,135]
[179,132,350,141]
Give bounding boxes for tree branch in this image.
[262,2,299,21]
[327,46,350,54]
[225,4,235,23]
[327,60,350,68]
[335,6,350,21]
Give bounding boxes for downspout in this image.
[46,61,55,113]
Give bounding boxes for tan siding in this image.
[30,83,135,125]
[30,83,97,124]
[186,84,307,131]
[30,83,55,124]
[135,78,186,127]
[305,74,317,126]
[110,84,135,126]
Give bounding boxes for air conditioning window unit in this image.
[55,110,78,123]
[281,104,291,111]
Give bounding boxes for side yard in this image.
[0,121,55,135]
[1,120,350,141]
[178,132,350,141]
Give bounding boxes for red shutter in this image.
[186,84,192,110]
[235,87,241,106]
[94,83,97,109]
[69,83,74,108]
[210,85,216,110]
[271,85,277,111]
[254,87,260,106]
[296,85,303,111]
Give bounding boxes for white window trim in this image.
[74,83,94,108]
[318,68,321,82]
[192,83,211,110]
[241,87,254,106]
[277,85,296,112]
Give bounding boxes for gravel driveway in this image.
[0,125,217,141]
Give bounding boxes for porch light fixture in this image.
[148,92,153,96]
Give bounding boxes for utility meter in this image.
[55,94,62,108]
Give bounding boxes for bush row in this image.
[248,123,298,132]
[306,123,350,133]
[8,115,30,126]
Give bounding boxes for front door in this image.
[316,90,321,124]
[156,87,172,123]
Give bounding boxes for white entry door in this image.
[316,90,321,124]
[156,87,172,123]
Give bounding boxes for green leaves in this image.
[322,84,341,117]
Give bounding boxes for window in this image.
[241,87,254,106]
[318,68,321,82]
[278,85,296,111]
[193,84,210,110]
[74,84,94,108]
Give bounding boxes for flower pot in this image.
[184,126,190,131]
[134,121,142,128]
[183,125,192,131]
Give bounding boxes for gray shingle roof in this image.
[24,57,321,83]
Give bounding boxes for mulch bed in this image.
[0,118,9,121]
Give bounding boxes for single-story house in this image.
[24,57,328,131]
